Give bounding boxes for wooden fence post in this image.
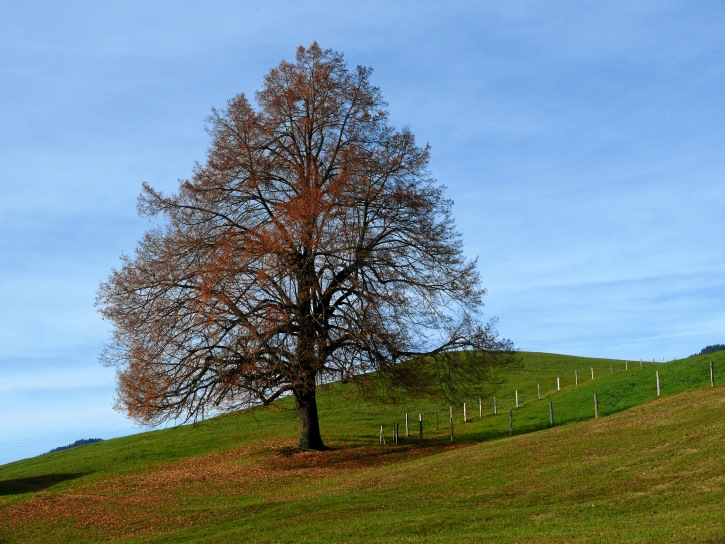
[594,393,599,418]
[575,370,578,385]
[549,401,554,427]
[494,396,497,415]
[537,383,541,400]
[656,371,661,397]
[479,398,482,418]
[625,361,628,370]
[557,377,561,391]
[515,390,519,408]
[380,424,385,445]
[591,367,594,380]
[405,413,409,437]
[463,402,467,423]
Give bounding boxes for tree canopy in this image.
[97,43,513,450]
[47,439,103,455]
[691,344,725,357]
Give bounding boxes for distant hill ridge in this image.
[47,438,103,454]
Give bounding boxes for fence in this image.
[379,359,718,444]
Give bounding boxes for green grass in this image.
[0,351,723,543]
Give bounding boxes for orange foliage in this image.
[97,43,513,450]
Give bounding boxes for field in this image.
[0,352,723,543]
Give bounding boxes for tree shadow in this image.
[270,440,466,472]
[0,473,87,496]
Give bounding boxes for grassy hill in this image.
[0,352,723,543]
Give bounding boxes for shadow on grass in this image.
[0,473,87,496]
[271,439,467,472]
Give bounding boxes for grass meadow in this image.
[0,351,723,543]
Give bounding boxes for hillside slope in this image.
[0,353,722,543]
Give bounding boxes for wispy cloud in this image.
[1,0,725,464]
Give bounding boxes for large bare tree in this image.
[98,43,513,450]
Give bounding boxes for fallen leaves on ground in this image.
[1,439,463,540]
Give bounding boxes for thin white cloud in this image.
[0,360,115,393]
[2,0,725,464]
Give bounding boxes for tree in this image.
[692,344,725,357]
[97,43,513,451]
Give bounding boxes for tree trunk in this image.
[294,386,326,451]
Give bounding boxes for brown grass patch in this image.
[1,439,465,540]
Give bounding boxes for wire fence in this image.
[379,359,718,445]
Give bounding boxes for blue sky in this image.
[2,1,725,465]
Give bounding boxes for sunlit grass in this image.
[0,351,722,543]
